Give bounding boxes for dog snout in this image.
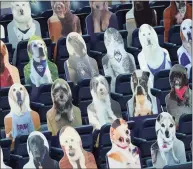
[96,5,100,9]
[137,86,143,95]
[187,32,192,41]
[20,9,24,15]
[38,47,44,56]
[60,94,64,99]
[147,38,151,45]
[165,130,169,138]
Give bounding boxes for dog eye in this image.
[143,34,145,36]
[169,124,173,128]
[16,4,19,6]
[161,124,165,127]
[148,33,150,35]
[119,137,124,142]
[138,114,141,116]
[22,4,25,6]
[33,44,37,47]
[20,87,22,90]
[190,26,192,29]
[71,139,73,142]
[13,88,16,92]
[183,27,186,30]
[126,130,129,135]
[65,140,68,143]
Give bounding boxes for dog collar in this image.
[175,85,188,101]
[33,59,47,77]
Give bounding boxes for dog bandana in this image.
[33,60,47,77]
[175,85,188,100]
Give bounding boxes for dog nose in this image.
[137,86,143,95]
[147,39,151,45]
[165,130,169,138]
[187,32,192,41]
[38,47,44,56]
[60,95,63,99]
[69,146,72,149]
[126,138,130,144]
[20,9,24,15]
[96,5,100,9]
[100,88,103,92]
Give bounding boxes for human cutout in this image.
[138,24,172,84]
[59,126,97,169]
[24,35,58,87]
[164,1,192,42]
[24,131,59,169]
[7,1,41,48]
[102,28,136,92]
[65,32,99,84]
[86,1,118,40]
[134,1,157,28]
[127,70,158,118]
[107,118,141,168]
[47,78,82,136]
[165,64,192,126]
[4,84,40,150]
[177,19,192,78]
[0,147,12,169]
[0,40,20,88]
[151,112,186,168]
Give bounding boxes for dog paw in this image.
[174,158,180,164]
[55,114,61,121]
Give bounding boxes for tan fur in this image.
[108,152,128,163]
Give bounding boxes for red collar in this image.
[175,85,188,100]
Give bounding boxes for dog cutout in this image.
[7,1,41,49]
[86,1,118,40]
[47,78,82,136]
[48,0,82,43]
[107,118,141,168]
[1,147,12,169]
[59,126,97,169]
[134,1,157,28]
[0,25,5,39]
[24,36,58,87]
[65,32,99,84]
[138,24,172,84]
[102,28,136,92]
[4,84,40,150]
[87,75,122,130]
[151,112,187,168]
[0,40,20,87]
[164,1,192,42]
[165,64,192,126]
[127,70,158,118]
[177,19,192,78]
[24,131,59,169]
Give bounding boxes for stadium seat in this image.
[5,43,13,63]
[75,6,91,14]
[115,9,129,30]
[77,13,89,34]
[163,162,192,169]
[168,25,181,46]
[0,138,12,166]
[0,14,13,40]
[115,3,132,11]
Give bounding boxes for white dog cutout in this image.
[138,24,172,84]
[7,1,41,48]
[151,112,187,168]
[177,19,192,78]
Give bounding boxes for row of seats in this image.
[1,113,192,169]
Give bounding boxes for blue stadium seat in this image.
[5,43,13,63]
[163,162,192,169]
[0,14,13,40]
[168,25,181,46]
[75,6,91,14]
[115,9,129,30]
[0,138,12,166]
[77,13,89,34]
[115,3,132,11]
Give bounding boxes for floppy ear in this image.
[27,43,33,55]
[180,31,185,41]
[157,114,162,122]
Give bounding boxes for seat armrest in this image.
[126,46,141,53]
[132,137,147,146]
[90,50,103,58]
[110,92,123,100]
[150,88,162,97]
[30,102,44,112]
[176,132,186,139]
[10,154,23,160]
[50,147,64,160]
[163,42,177,48]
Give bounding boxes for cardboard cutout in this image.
[86,1,118,40]
[134,1,157,28]
[24,36,58,87]
[7,1,41,49]
[163,1,192,42]
[0,41,20,88]
[151,112,187,168]
[87,75,122,130]
[0,25,5,39]
[1,147,12,169]
[59,126,97,169]
[4,84,40,149]
[48,0,82,43]
[126,1,136,46]
[24,131,59,169]
[165,64,192,126]
[65,32,99,84]
[127,70,158,118]
[107,118,141,168]
[47,78,82,136]
[177,19,192,78]
[102,28,136,92]
[138,24,172,84]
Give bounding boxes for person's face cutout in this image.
[90,1,108,11]
[134,1,145,11]
[180,19,192,43]
[139,24,159,49]
[11,1,31,23]
[51,1,70,18]
[175,1,186,14]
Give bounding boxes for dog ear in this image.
[157,114,162,122]
[142,71,150,80]
[180,31,185,41]
[27,43,33,55]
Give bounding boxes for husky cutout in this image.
[59,126,97,169]
[107,119,141,168]
[177,19,192,78]
[24,36,58,87]
[138,24,172,83]
[4,84,40,149]
[102,28,136,92]
[127,70,158,118]
[65,32,99,84]
[24,131,59,169]
[87,75,122,130]
[7,1,41,48]
[165,64,192,126]
[151,112,186,168]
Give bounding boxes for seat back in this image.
[115,9,129,30]
[168,25,181,46]
[0,138,12,162]
[163,162,192,169]
[5,43,13,63]
[14,135,29,157]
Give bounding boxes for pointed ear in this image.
[157,114,162,122]
[142,71,150,79]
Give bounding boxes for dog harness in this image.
[175,85,188,101]
[33,60,47,77]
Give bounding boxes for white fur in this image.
[29,40,53,87]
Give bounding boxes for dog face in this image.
[52,1,70,18]
[110,119,131,149]
[28,135,46,162]
[90,75,109,99]
[11,2,31,23]
[175,1,186,14]
[156,112,176,142]
[90,1,107,11]
[28,40,47,62]
[134,1,145,11]
[139,24,159,49]
[180,19,192,43]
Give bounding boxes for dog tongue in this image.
[175,86,188,100]
[162,144,167,148]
